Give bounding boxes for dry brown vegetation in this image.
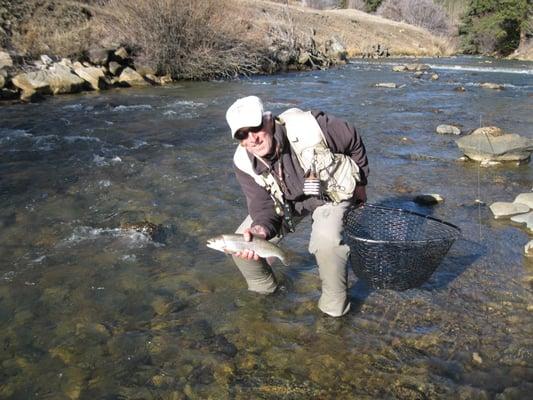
[1,0,457,79]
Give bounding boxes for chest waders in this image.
[233,108,360,317]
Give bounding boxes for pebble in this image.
[472,352,483,365]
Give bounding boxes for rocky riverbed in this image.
[0,56,532,399]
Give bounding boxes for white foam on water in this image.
[427,64,533,75]
[0,129,33,144]
[112,104,153,112]
[60,226,154,248]
[63,103,84,110]
[130,139,148,149]
[64,135,102,143]
[163,100,206,118]
[98,180,112,187]
[93,154,122,166]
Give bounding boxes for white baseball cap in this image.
[226,96,264,138]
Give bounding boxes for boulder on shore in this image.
[73,66,106,90]
[118,67,148,86]
[12,64,86,100]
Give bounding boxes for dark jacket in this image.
[234,110,369,239]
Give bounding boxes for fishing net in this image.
[343,204,461,290]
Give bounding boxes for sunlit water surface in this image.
[1,56,532,399]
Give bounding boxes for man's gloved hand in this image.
[235,225,268,261]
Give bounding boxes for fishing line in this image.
[477,114,482,242]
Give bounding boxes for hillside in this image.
[246,0,454,57]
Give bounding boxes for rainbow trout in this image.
[206,234,288,265]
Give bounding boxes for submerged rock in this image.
[120,221,165,241]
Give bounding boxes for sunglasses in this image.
[234,123,263,141]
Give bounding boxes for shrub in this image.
[377,0,452,36]
[4,0,93,57]
[364,0,384,12]
[93,0,268,79]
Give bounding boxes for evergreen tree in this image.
[365,0,384,12]
[459,0,531,55]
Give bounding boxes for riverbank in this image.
[0,0,524,103]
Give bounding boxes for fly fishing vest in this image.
[233,108,361,215]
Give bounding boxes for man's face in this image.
[236,119,274,158]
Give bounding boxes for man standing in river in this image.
[226,96,369,317]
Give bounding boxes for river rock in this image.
[108,61,122,76]
[134,63,156,77]
[12,64,86,100]
[114,47,129,61]
[524,240,533,257]
[456,127,533,162]
[0,74,4,89]
[118,67,148,86]
[472,126,505,137]
[431,73,439,80]
[392,65,407,72]
[436,124,461,135]
[40,54,53,66]
[514,193,533,208]
[480,82,504,90]
[510,211,533,232]
[159,74,173,85]
[325,36,347,61]
[87,47,110,65]
[0,51,12,69]
[454,86,466,92]
[414,193,444,205]
[73,65,105,90]
[375,82,398,88]
[489,202,529,218]
[406,63,431,71]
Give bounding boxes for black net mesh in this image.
[343,204,461,290]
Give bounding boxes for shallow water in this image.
[1,56,532,399]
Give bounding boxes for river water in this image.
[1,56,532,399]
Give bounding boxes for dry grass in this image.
[8,0,94,58]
